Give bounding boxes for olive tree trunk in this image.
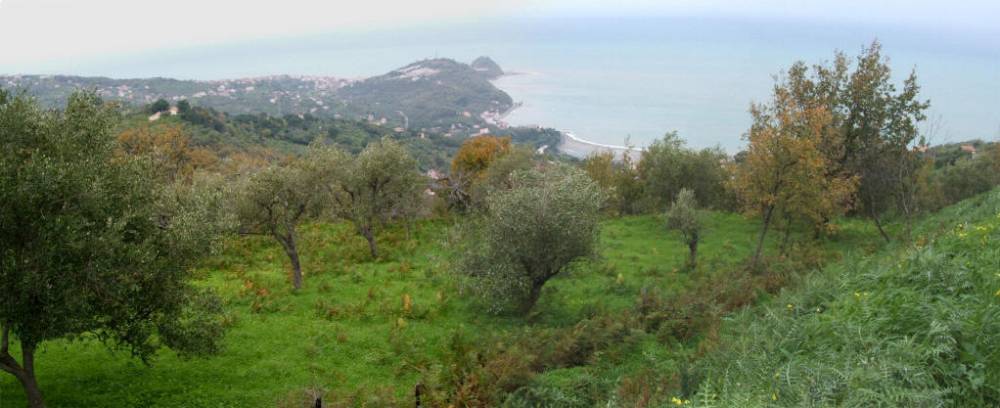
[273,226,303,291]
[360,225,378,259]
[1,329,46,408]
[519,283,544,316]
[688,240,698,268]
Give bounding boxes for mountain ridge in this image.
[1,57,513,134]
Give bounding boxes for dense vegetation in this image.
[2,42,1000,407]
[0,90,230,408]
[116,101,559,172]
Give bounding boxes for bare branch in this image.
[0,324,23,376]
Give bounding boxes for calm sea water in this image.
[30,17,1000,152]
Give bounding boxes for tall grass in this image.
[691,189,1000,407]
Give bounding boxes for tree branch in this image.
[0,324,23,376]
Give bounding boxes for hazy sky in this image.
[1,0,998,69]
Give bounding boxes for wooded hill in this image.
[1,57,512,133]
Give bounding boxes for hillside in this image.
[1,57,512,133]
[471,56,505,79]
[691,189,1000,406]
[125,103,560,171]
[0,75,348,117]
[336,58,514,132]
[0,205,883,406]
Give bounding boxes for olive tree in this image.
[235,157,329,290]
[331,137,424,259]
[457,165,604,315]
[0,91,228,408]
[666,188,702,268]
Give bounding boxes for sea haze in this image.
[11,17,999,152]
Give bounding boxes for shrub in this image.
[457,164,604,314]
[666,188,703,268]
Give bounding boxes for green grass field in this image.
[1,211,881,407]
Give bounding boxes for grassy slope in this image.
[1,212,878,407]
[692,189,1000,407]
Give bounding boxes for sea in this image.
[13,17,1000,152]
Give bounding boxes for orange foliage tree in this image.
[730,86,857,267]
[116,124,218,183]
[447,135,512,208]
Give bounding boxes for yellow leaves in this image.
[670,396,690,405]
[732,69,858,230]
[116,124,213,183]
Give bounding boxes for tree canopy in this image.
[331,137,425,259]
[457,165,604,314]
[0,90,228,407]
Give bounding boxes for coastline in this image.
[491,71,642,161]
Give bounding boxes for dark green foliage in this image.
[149,98,170,114]
[926,140,989,168]
[935,150,1000,206]
[638,132,732,211]
[0,90,226,407]
[492,126,562,151]
[179,104,227,132]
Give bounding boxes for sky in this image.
[1,0,998,71]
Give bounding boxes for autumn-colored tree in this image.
[772,41,929,241]
[116,124,219,183]
[451,135,512,180]
[447,135,512,209]
[730,87,857,267]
